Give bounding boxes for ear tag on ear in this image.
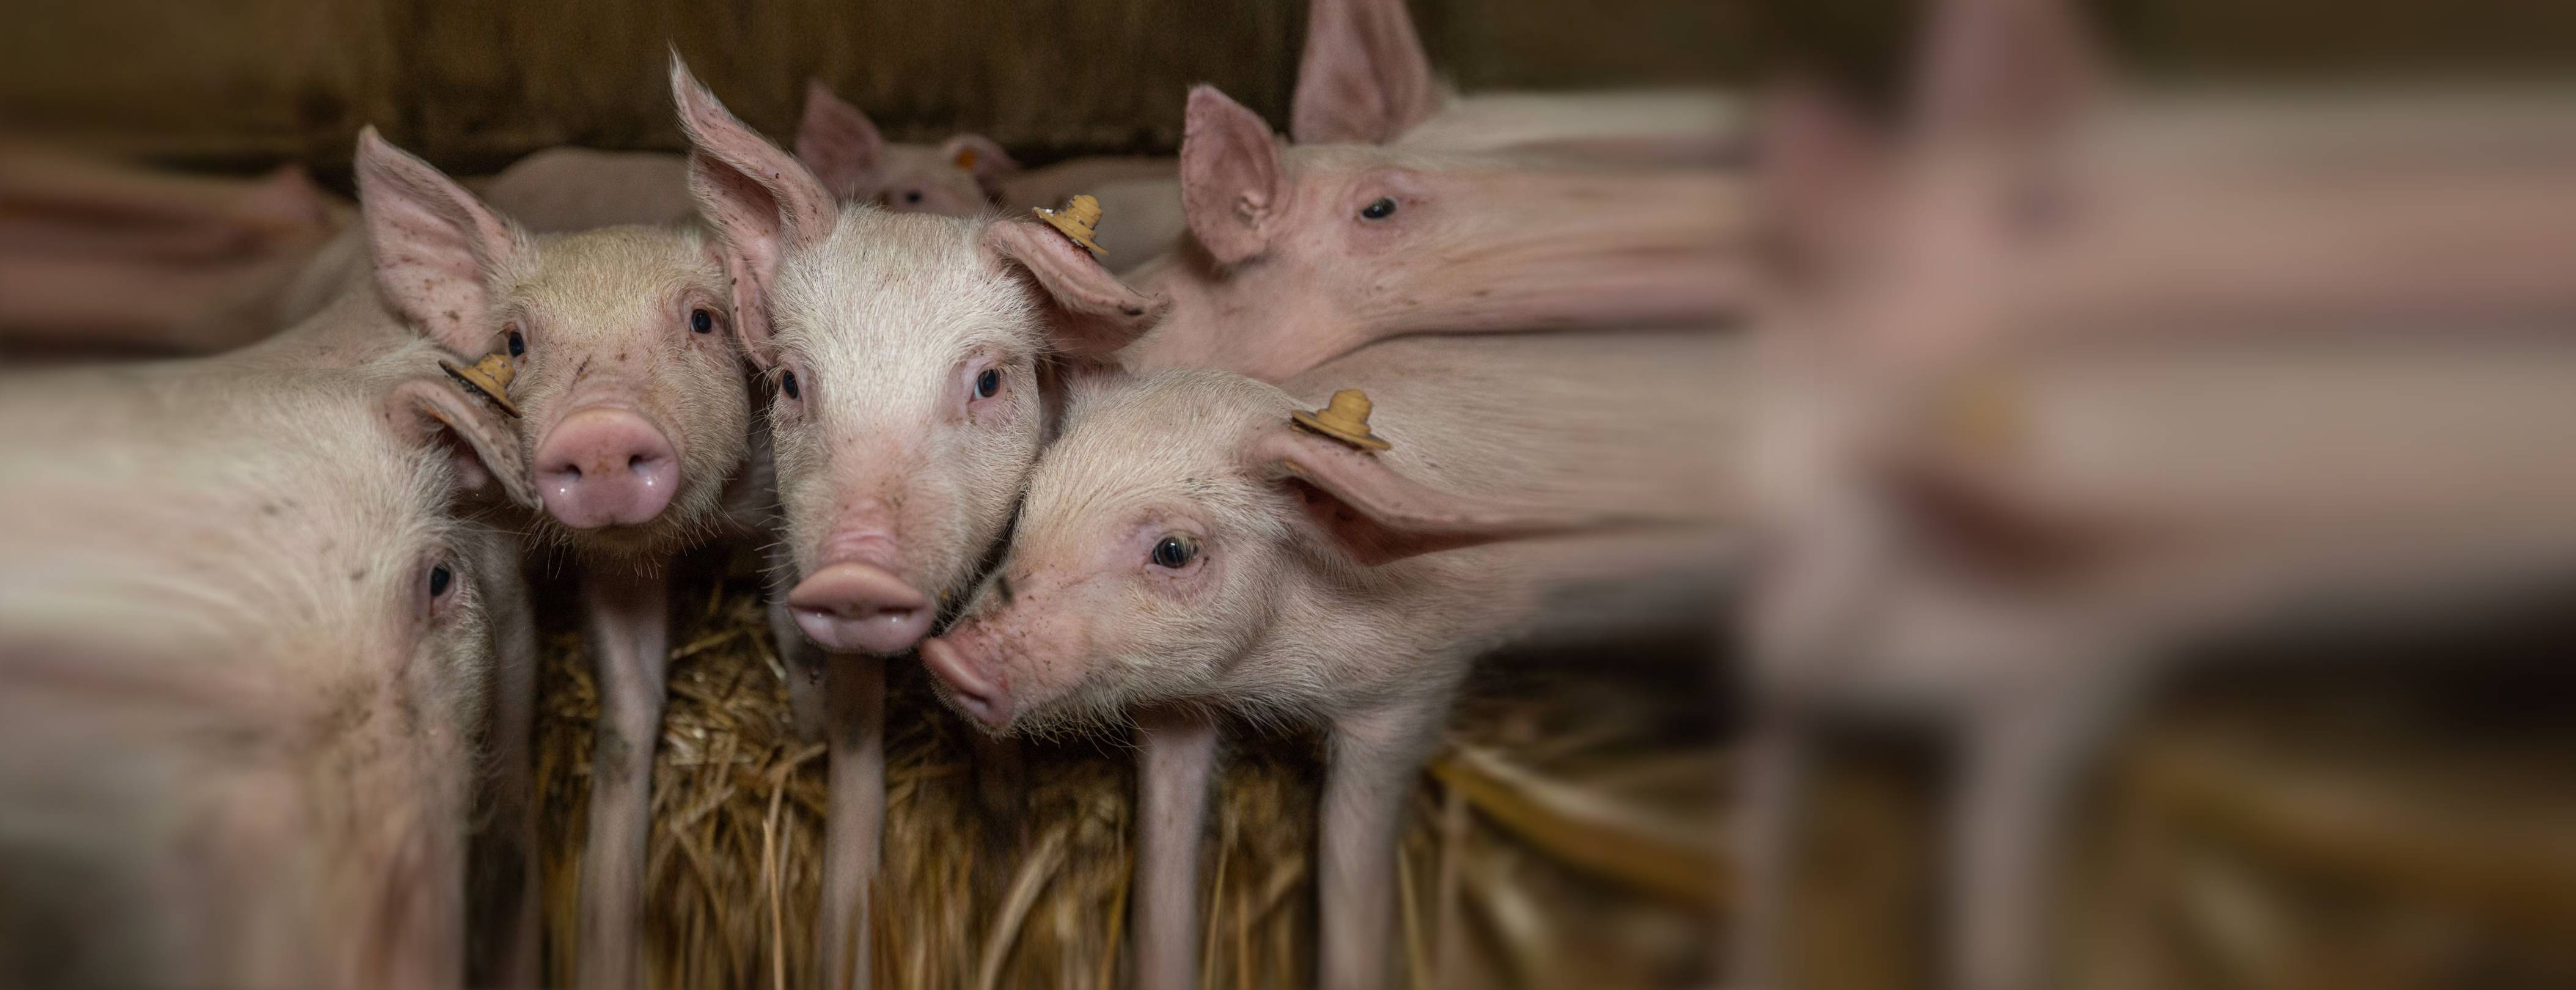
[1291,389,1392,452]
[1032,194,1107,258]
[1933,367,2025,461]
[439,352,522,419]
[953,147,980,170]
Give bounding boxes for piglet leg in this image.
[1319,698,1446,990]
[818,654,886,990]
[1727,713,1809,990]
[1948,660,2137,990]
[769,595,829,741]
[471,552,542,989]
[1133,706,1219,990]
[575,565,671,990]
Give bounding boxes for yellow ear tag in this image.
[439,351,522,419]
[1032,194,1107,258]
[954,147,978,170]
[1291,389,1392,452]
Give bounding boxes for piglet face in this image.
[356,131,750,564]
[495,230,750,560]
[922,371,1297,735]
[675,59,1165,656]
[1176,86,1736,346]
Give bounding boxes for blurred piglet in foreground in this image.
[670,57,1169,989]
[1735,1,2576,988]
[350,129,760,990]
[920,332,1736,989]
[0,309,535,988]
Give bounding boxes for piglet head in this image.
[357,129,751,563]
[920,370,1609,735]
[677,57,1164,657]
[1156,86,1739,379]
[795,79,1015,215]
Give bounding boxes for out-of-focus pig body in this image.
[0,315,534,989]
[920,331,1736,989]
[1734,0,2576,985]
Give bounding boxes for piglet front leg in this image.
[819,655,886,990]
[1134,706,1220,990]
[576,565,671,990]
[1319,698,1447,990]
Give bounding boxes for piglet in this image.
[1736,1,2576,988]
[670,57,1169,990]
[1120,85,1743,381]
[919,331,1734,990]
[0,316,536,988]
[1293,0,1736,162]
[351,128,760,990]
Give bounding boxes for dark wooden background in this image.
[0,0,2567,178]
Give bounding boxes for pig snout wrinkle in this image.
[920,636,1012,727]
[787,561,934,654]
[533,408,680,530]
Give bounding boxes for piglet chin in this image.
[920,636,1014,728]
[785,562,933,654]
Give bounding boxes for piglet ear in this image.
[1242,424,1650,566]
[1292,0,1444,145]
[1910,0,2101,143]
[355,127,523,358]
[983,218,1169,359]
[384,375,538,510]
[675,56,839,370]
[1180,86,1287,266]
[794,78,887,200]
[939,133,1019,200]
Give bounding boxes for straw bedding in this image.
[530,549,1728,990]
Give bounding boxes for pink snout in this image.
[787,562,934,654]
[919,636,1013,727]
[534,409,679,529]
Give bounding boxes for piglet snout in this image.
[787,562,933,654]
[534,408,679,529]
[920,636,1013,728]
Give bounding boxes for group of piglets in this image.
[0,0,1738,985]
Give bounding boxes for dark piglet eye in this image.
[1360,197,1397,221]
[975,368,1001,398]
[1151,536,1197,569]
[428,563,453,599]
[904,190,923,204]
[780,370,801,400]
[505,329,526,358]
[690,308,713,334]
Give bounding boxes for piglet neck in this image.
[1121,251,1362,383]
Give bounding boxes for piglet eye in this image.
[975,368,1001,398]
[505,328,526,358]
[904,190,923,205]
[1151,535,1197,569]
[429,563,453,598]
[690,308,714,334]
[1360,197,1397,221]
[780,370,802,400]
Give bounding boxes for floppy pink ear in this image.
[794,78,887,200]
[384,375,538,509]
[1909,0,2100,142]
[1179,86,1287,266]
[354,127,523,357]
[983,219,1170,358]
[1242,425,1642,566]
[675,56,840,369]
[939,133,1019,200]
[1292,0,1443,145]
